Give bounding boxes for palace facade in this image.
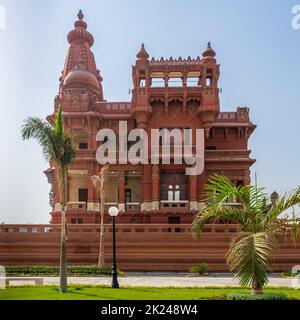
[46,10,256,225]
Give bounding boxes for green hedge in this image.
[4,265,123,276]
[281,270,300,277]
[227,292,287,300]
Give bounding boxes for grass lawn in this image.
[0,285,300,300]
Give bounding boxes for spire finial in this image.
[136,42,149,60]
[78,9,84,21]
[73,9,88,30]
[202,41,216,58]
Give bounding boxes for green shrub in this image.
[188,263,211,275]
[227,292,287,300]
[281,270,300,277]
[5,265,123,276]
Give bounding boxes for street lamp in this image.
[108,206,119,288]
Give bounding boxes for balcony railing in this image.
[0,223,240,234]
[160,200,189,211]
[67,201,87,210]
[125,202,140,211]
[104,203,118,211]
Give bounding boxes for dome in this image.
[136,43,149,60]
[63,66,100,92]
[202,42,216,58]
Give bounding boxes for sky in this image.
[0,0,299,223]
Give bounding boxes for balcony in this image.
[160,200,189,212]
[67,201,87,210]
[104,203,118,211]
[125,202,140,212]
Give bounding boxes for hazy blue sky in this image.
[0,0,299,223]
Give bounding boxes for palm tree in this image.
[22,106,76,292]
[91,165,110,268]
[192,174,300,295]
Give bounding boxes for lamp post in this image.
[108,206,119,288]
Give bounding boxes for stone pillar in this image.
[88,173,94,202]
[244,169,251,185]
[141,164,152,212]
[151,165,160,211]
[118,170,126,213]
[89,130,97,150]
[87,170,95,211]
[189,175,198,211]
[197,172,206,201]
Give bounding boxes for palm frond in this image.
[21,117,55,162]
[55,105,64,136]
[205,174,238,207]
[21,108,76,167]
[226,232,278,288]
[59,132,76,166]
[265,187,300,225]
[91,175,101,189]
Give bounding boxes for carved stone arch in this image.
[186,97,201,103]
[168,97,183,103]
[168,99,183,118]
[150,99,165,119]
[186,98,200,115]
[150,97,165,104]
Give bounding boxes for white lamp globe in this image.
[109,206,119,217]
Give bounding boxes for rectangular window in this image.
[71,218,77,224]
[205,146,216,151]
[78,188,88,202]
[151,78,165,88]
[168,217,181,233]
[168,77,183,87]
[168,217,181,224]
[139,79,146,87]
[78,218,83,224]
[125,189,131,203]
[187,77,199,87]
[79,142,88,149]
[206,70,213,86]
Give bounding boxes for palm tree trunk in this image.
[59,207,67,292]
[98,187,105,268]
[58,168,68,292]
[251,278,263,295]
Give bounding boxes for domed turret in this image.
[60,10,104,100]
[136,43,149,65]
[202,41,216,58]
[63,53,100,93]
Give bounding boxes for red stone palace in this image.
[46,10,256,225]
[3,11,299,273]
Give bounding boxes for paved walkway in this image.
[6,273,297,287]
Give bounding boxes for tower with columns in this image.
[46,11,256,225]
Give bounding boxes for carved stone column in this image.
[118,170,126,213]
[151,165,160,211]
[189,174,198,211]
[141,164,152,212]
